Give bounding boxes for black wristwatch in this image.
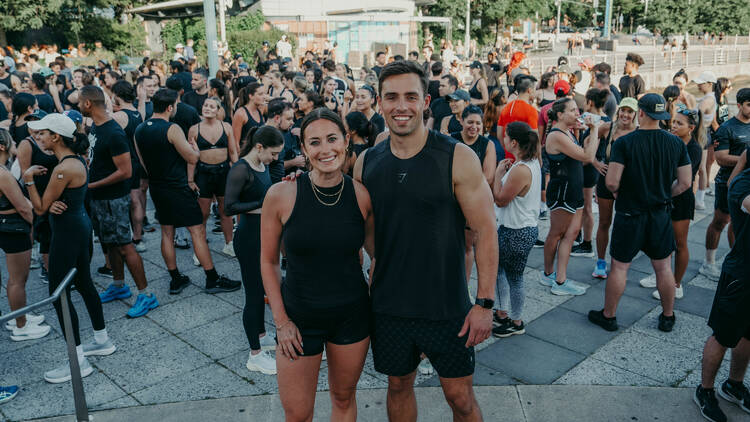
[475,298,494,309]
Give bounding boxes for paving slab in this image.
[631,308,713,352]
[560,282,655,328]
[553,357,663,386]
[145,292,239,334]
[177,312,250,360]
[674,285,716,318]
[526,307,619,355]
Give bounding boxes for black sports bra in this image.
[196,123,229,151]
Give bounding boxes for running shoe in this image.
[588,309,618,331]
[30,257,41,270]
[174,237,190,249]
[639,274,657,288]
[126,293,159,318]
[99,284,132,303]
[222,241,236,258]
[592,259,608,279]
[205,275,241,293]
[699,263,721,281]
[695,200,706,210]
[539,271,557,287]
[551,279,587,296]
[193,254,201,266]
[658,313,676,332]
[39,266,48,284]
[706,188,715,197]
[259,334,276,351]
[0,385,19,404]
[533,239,545,248]
[10,323,51,342]
[246,350,277,375]
[492,321,525,338]
[418,359,434,375]
[574,231,582,244]
[493,314,511,326]
[82,339,117,356]
[134,241,147,253]
[539,210,549,220]
[5,313,45,331]
[694,385,727,422]
[212,224,223,233]
[143,223,156,233]
[652,286,683,300]
[570,242,595,257]
[44,358,94,384]
[169,274,191,295]
[718,379,750,414]
[97,266,113,279]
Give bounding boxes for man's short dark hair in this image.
[737,88,750,105]
[322,59,336,72]
[165,75,183,91]
[393,55,404,61]
[515,77,536,95]
[267,98,292,119]
[136,75,152,87]
[592,62,612,75]
[256,61,270,76]
[375,51,385,58]
[440,74,459,90]
[378,60,428,98]
[409,51,419,59]
[193,68,209,79]
[625,53,645,67]
[80,85,106,107]
[112,80,136,103]
[152,88,179,113]
[431,61,443,76]
[170,60,184,73]
[594,72,610,86]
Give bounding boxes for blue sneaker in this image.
[0,385,18,404]
[551,279,587,296]
[592,259,608,279]
[99,284,132,303]
[127,293,159,318]
[539,271,557,287]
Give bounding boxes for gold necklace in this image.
[310,174,344,206]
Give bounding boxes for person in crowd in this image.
[497,75,538,144]
[6,93,36,145]
[536,72,557,107]
[29,74,57,114]
[591,62,621,104]
[592,98,638,279]
[321,77,341,115]
[589,94,692,333]
[262,99,293,182]
[694,71,717,209]
[429,74,457,131]
[541,98,598,295]
[232,82,266,153]
[267,70,294,102]
[593,73,617,120]
[344,111,374,174]
[491,121,541,338]
[0,128,52,341]
[708,78,733,196]
[618,53,646,99]
[25,113,116,383]
[187,97,237,257]
[371,51,386,77]
[134,88,240,295]
[427,61,442,102]
[182,68,209,112]
[261,109,374,421]
[467,61,488,107]
[0,62,21,92]
[672,69,697,109]
[700,89,750,280]
[439,89,469,134]
[351,84,385,143]
[484,87,507,162]
[661,85,681,131]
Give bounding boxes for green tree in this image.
[0,0,65,45]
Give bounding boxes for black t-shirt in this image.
[618,75,645,99]
[430,97,452,130]
[170,102,201,137]
[63,88,79,111]
[177,72,193,93]
[370,113,386,136]
[609,84,622,103]
[427,80,441,102]
[715,117,750,184]
[723,168,750,279]
[0,101,7,121]
[35,93,56,114]
[182,90,207,114]
[372,65,383,77]
[609,128,690,214]
[88,119,131,200]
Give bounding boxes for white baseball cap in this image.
[28,113,76,138]
[694,71,717,84]
[175,43,184,49]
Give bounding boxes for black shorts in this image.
[129,161,141,190]
[547,179,584,214]
[583,164,599,188]
[595,175,614,200]
[283,296,370,356]
[541,151,550,191]
[610,208,675,263]
[149,184,203,228]
[715,182,729,214]
[0,231,32,254]
[708,271,750,348]
[371,313,474,379]
[33,215,52,254]
[671,190,695,221]
[195,161,230,199]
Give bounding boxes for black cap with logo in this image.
[638,93,671,120]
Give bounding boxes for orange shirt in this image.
[497,99,538,159]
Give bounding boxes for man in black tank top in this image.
[134,88,240,295]
[354,61,498,420]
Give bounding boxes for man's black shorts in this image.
[714,182,729,214]
[610,208,675,263]
[708,271,750,348]
[149,185,203,228]
[371,313,474,379]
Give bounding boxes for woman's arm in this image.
[24,164,71,215]
[482,141,496,185]
[493,159,531,207]
[0,171,33,223]
[231,108,246,153]
[225,122,238,163]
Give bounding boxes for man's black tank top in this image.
[282,172,367,310]
[546,128,583,187]
[362,130,469,320]
[450,131,489,164]
[122,109,143,165]
[24,138,58,194]
[239,106,264,143]
[134,118,188,188]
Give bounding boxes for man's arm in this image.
[168,124,199,165]
[671,164,692,197]
[728,150,747,185]
[605,162,624,194]
[88,153,132,190]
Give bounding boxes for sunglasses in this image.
[676,103,699,118]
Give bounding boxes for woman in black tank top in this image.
[440,92,467,135]
[232,82,266,153]
[7,93,37,145]
[188,97,238,253]
[260,109,374,421]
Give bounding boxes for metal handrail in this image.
[0,268,90,422]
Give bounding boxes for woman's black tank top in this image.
[469,81,482,100]
[25,138,58,194]
[546,128,583,186]
[239,106,264,143]
[0,175,27,211]
[281,172,367,309]
[540,98,555,107]
[450,131,489,164]
[49,155,89,229]
[11,122,29,146]
[447,115,462,133]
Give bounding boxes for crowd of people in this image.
[0,41,748,422]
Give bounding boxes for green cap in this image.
[618,97,638,112]
[38,67,54,78]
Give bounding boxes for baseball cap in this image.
[63,110,83,124]
[448,90,470,102]
[28,113,76,138]
[557,56,569,66]
[638,93,671,120]
[234,53,243,60]
[175,43,184,49]
[553,80,571,96]
[469,60,483,69]
[618,97,639,112]
[27,109,48,121]
[557,64,572,74]
[693,71,717,85]
[38,67,54,78]
[262,41,270,47]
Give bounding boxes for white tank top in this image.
[697,93,715,127]
[496,159,541,229]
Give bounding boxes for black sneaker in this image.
[281,257,288,271]
[493,321,525,338]
[174,237,190,249]
[694,385,727,422]
[658,313,676,332]
[575,231,582,244]
[205,275,241,293]
[588,309,618,331]
[493,314,511,326]
[169,274,191,295]
[97,266,113,279]
[533,239,545,248]
[718,379,750,414]
[570,242,594,257]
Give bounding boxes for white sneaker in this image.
[193,254,201,266]
[699,262,721,281]
[259,334,276,351]
[222,242,236,258]
[135,242,147,253]
[246,350,277,375]
[418,359,434,375]
[5,313,45,331]
[44,358,94,384]
[322,350,327,361]
[10,323,51,341]
[639,274,657,288]
[652,286,683,300]
[695,200,706,210]
[82,339,117,356]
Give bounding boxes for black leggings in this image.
[233,214,265,351]
[49,218,105,346]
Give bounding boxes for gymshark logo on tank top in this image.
[397,172,408,184]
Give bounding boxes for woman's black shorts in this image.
[595,175,614,200]
[195,161,230,199]
[583,164,599,188]
[547,179,584,213]
[0,231,32,254]
[671,190,695,221]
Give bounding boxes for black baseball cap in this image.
[638,93,671,120]
[469,60,482,69]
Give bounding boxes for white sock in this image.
[705,249,717,265]
[76,345,84,363]
[94,328,109,345]
[696,189,706,203]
